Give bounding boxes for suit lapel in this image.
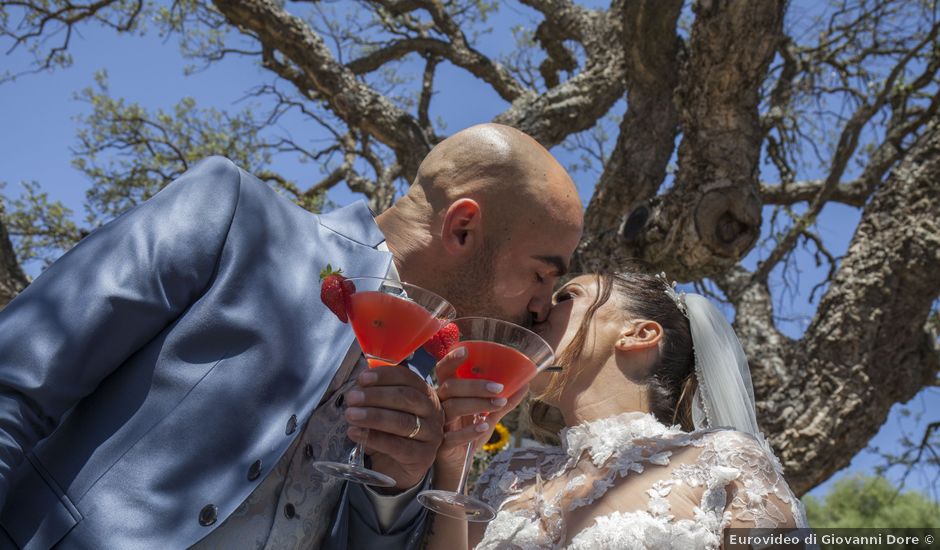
[318,200,386,249]
[302,202,391,410]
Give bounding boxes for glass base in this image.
[417,489,497,522]
[313,461,397,487]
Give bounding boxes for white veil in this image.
[658,275,812,533]
[684,294,761,437]
[659,275,761,437]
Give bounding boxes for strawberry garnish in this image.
[423,322,460,360]
[320,264,355,323]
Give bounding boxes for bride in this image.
[427,271,808,549]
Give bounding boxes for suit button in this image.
[304,444,314,459]
[199,504,218,526]
[284,503,296,519]
[247,459,263,481]
[286,414,298,435]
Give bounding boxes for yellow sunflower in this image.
[483,422,511,453]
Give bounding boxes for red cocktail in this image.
[348,291,443,368]
[453,341,537,398]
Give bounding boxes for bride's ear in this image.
[614,320,663,352]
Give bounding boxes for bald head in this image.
[405,123,582,236]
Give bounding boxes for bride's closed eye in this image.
[553,288,574,303]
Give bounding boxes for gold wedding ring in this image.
[407,415,421,439]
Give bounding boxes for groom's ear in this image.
[441,198,483,255]
[614,320,663,352]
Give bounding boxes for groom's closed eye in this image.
[532,255,568,278]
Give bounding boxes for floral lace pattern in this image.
[472,412,807,549]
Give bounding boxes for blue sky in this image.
[1,2,937,502]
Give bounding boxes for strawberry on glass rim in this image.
[319,264,355,323]
[423,322,460,360]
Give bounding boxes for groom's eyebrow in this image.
[533,255,568,277]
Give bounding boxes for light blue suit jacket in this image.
[0,158,427,549]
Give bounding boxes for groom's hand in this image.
[343,366,445,490]
[433,348,529,474]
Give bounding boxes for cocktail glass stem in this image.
[453,414,486,494]
[349,430,369,469]
[327,376,375,474]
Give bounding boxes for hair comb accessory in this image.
[654,271,688,316]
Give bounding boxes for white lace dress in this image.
[472,412,807,549]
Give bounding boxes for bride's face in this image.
[530,274,625,397]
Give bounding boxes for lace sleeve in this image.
[708,430,807,530]
[470,448,518,510]
[471,447,553,512]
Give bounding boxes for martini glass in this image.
[313,277,455,487]
[417,317,555,521]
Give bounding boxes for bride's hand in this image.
[433,348,529,477]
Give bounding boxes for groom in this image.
[0,123,583,549]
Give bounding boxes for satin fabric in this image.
[0,157,391,549]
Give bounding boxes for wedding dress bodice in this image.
[472,412,807,549]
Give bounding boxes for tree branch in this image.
[212,0,431,181]
[1,0,144,81]
[516,0,595,44]
[754,21,940,282]
[761,179,870,207]
[417,54,438,131]
[364,0,526,102]
[758,120,940,495]
[493,2,624,148]
[345,35,524,102]
[573,0,683,273]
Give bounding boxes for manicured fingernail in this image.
[359,371,377,384]
[452,347,467,359]
[475,422,490,433]
[491,397,508,407]
[486,382,504,394]
[347,426,364,438]
[346,390,364,405]
[346,407,366,420]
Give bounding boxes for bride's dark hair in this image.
[525,271,697,442]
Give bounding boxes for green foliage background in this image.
[804,475,940,529]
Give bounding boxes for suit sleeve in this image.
[0,156,243,510]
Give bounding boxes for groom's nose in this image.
[528,295,551,324]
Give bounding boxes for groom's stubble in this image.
[434,237,530,327]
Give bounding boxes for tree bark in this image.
[0,206,28,308]
[574,0,683,274]
[724,120,940,495]
[577,0,786,280]
[494,2,626,148]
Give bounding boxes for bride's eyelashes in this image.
[553,289,573,303]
